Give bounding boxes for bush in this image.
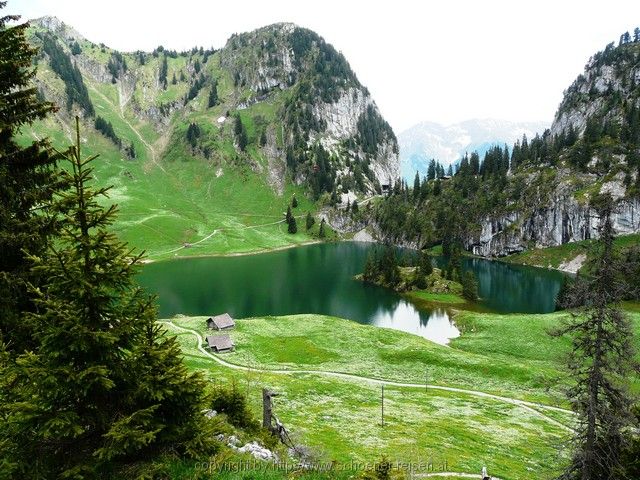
[209,382,259,431]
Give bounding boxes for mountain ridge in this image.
[19,16,398,257]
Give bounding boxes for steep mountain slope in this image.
[466,37,640,257]
[373,33,640,262]
[399,119,548,180]
[18,16,398,257]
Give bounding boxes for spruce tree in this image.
[461,270,479,301]
[319,218,326,238]
[552,194,638,480]
[4,120,217,478]
[0,6,67,353]
[207,81,218,107]
[305,211,315,230]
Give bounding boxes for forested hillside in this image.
[374,30,640,264]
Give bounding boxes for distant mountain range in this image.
[398,119,549,180]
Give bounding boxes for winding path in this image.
[161,321,574,433]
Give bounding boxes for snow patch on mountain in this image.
[399,119,549,180]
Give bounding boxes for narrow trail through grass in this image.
[160,320,574,433]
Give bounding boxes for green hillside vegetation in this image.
[19,19,394,259]
[155,306,639,479]
[372,37,640,269]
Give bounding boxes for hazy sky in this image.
[12,0,640,132]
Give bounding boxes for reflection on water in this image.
[138,242,564,344]
[371,302,460,345]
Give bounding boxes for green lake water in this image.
[139,242,566,344]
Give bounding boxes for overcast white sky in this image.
[12,0,640,132]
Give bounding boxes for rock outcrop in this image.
[465,38,640,257]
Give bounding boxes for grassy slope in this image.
[175,315,568,405]
[19,36,323,259]
[162,307,640,479]
[166,315,575,480]
[501,233,640,270]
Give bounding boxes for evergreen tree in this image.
[362,252,377,282]
[159,54,168,89]
[305,211,315,231]
[259,129,267,146]
[413,171,420,199]
[207,81,218,107]
[427,159,436,180]
[319,218,326,238]
[461,270,479,301]
[70,40,81,55]
[292,194,298,208]
[0,7,67,353]
[286,205,297,234]
[234,115,248,151]
[552,194,638,480]
[3,120,218,478]
[418,250,433,277]
[351,199,359,214]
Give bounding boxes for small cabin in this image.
[207,313,235,330]
[206,334,235,353]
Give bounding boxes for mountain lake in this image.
[139,242,566,345]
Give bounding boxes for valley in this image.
[3,5,640,480]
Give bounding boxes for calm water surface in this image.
[139,242,565,344]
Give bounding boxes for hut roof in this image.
[206,334,234,351]
[208,313,235,329]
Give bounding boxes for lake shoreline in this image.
[140,239,324,264]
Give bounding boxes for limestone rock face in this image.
[467,40,640,258]
[466,185,640,257]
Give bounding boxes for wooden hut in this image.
[206,313,235,330]
[205,334,235,353]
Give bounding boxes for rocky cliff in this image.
[27,17,398,197]
[465,36,640,257]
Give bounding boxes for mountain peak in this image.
[29,15,88,44]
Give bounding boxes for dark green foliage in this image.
[233,115,248,151]
[94,115,122,147]
[286,205,297,233]
[35,31,94,115]
[292,194,298,208]
[362,246,401,287]
[209,382,259,431]
[351,199,359,214]
[207,80,218,107]
[356,104,398,156]
[159,54,168,89]
[461,270,478,301]
[418,250,433,277]
[185,73,205,102]
[552,195,638,480]
[259,129,267,146]
[0,8,67,354]
[319,218,326,238]
[3,120,218,478]
[107,51,127,82]
[185,122,201,148]
[305,211,315,230]
[70,40,81,55]
[125,141,136,160]
[309,145,335,199]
